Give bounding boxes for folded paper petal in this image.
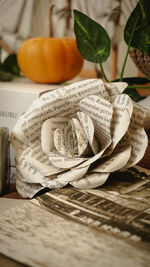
[41,166,89,189]
[77,112,99,154]
[108,94,133,152]
[54,128,73,158]
[24,141,62,176]
[16,157,44,183]
[41,117,68,154]
[90,146,131,173]
[16,171,44,198]
[72,118,88,155]
[49,152,87,169]
[70,172,109,189]
[79,95,113,149]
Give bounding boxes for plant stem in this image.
[99,61,109,82]
[120,17,139,82]
[128,85,150,89]
[0,47,1,65]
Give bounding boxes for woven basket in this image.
[129,47,150,79]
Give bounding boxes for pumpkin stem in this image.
[49,4,55,37]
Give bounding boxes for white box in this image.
[0,78,58,131]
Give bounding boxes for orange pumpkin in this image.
[17,37,84,84]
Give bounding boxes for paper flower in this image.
[11,79,148,198]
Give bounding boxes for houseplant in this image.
[0,51,20,81]
[73,0,150,101]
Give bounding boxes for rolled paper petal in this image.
[57,166,89,183]
[41,179,64,189]
[77,111,99,154]
[126,127,148,168]
[75,139,111,169]
[41,166,89,189]
[54,128,73,158]
[10,113,27,145]
[41,117,68,154]
[23,142,62,176]
[113,94,133,118]
[108,94,133,152]
[79,95,113,149]
[71,118,89,156]
[70,172,109,189]
[121,103,148,168]
[16,157,44,183]
[108,108,131,153]
[49,152,87,169]
[16,171,44,198]
[67,119,78,155]
[104,82,128,99]
[27,152,62,176]
[90,146,131,173]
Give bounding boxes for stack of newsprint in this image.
[0,165,150,267]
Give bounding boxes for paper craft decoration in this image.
[11,79,148,198]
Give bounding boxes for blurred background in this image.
[0,0,140,81]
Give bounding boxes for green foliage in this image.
[124,0,150,56]
[74,10,110,63]
[2,54,21,76]
[0,52,21,82]
[73,0,150,101]
[114,77,149,101]
[0,70,13,81]
[123,86,145,102]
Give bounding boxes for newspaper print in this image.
[0,201,149,267]
[0,165,150,267]
[10,79,148,198]
[36,166,150,243]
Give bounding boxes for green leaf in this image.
[113,77,149,101]
[123,86,145,102]
[2,54,21,76]
[73,9,111,63]
[0,70,13,81]
[114,76,150,84]
[124,0,150,56]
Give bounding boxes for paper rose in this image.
[11,79,148,198]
